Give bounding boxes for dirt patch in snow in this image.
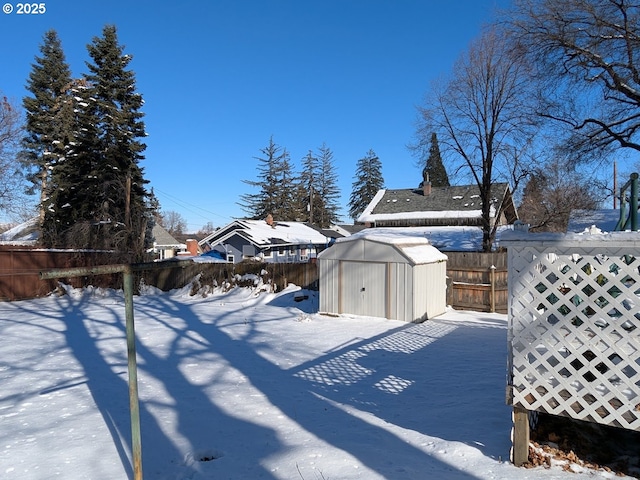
[525,413,640,478]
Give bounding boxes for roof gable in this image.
[152,224,183,247]
[199,219,330,248]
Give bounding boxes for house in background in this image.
[198,216,343,264]
[355,182,519,251]
[0,217,39,245]
[358,182,518,228]
[150,224,187,260]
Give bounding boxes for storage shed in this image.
[318,228,448,322]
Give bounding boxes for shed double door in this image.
[340,261,387,318]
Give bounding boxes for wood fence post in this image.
[511,407,530,466]
[490,265,496,313]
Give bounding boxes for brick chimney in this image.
[185,239,198,256]
[265,213,275,228]
[422,177,432,196]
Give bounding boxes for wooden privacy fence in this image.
[0,246,507,313]
[0,246,126,301]
[0,247,320,301]
[446,251,508,313]
[503,230,640,466]
[1,246,506,313]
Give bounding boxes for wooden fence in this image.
[446,251,508,313]
[1,246,506,312]
[0,247,320,301]
[0,246,126,301]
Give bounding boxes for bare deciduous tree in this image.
[0,95,27,218]
[415,28,536,251]
[161,210,187,236]
[519,159,601,232]
[506,0,640,160]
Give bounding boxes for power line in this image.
[153,188,234,222]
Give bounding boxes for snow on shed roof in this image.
[332,227,448,264]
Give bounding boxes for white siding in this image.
[413,262,447,320]
[319,259,339,314]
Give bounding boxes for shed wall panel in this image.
[318,259,339,313]
[414,262,447,319]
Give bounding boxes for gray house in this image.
[318,228,448,322]
[198,217,340,264]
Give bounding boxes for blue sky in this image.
[1,0,506,232]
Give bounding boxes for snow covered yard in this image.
[0,284,634,479]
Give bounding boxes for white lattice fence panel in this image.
[507,237,640,431]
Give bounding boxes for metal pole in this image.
[123,265,143,480]
[40,259,195,480]
[631,173,639,231]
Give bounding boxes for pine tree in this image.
[422,132,449,187]
[348,149,384,221]
[299,150,321,224]
[75,24,150,257]
[41,78,95,246]
[316,143,341,227]
[240,137,298,221]
[21,29,72,236]
[275,150,298,220]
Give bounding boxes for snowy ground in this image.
[0,282,634,480]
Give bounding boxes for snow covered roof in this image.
[567,209,620,233]
[338,225,512,252]
[357,183,517,225]
[0,217,39,245]
[199,219,332,248]
[152,224,184,248]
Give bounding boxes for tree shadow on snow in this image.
[133,292,488,479]
[12,291,282,480]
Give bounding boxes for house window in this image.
[278,247,285,256]
[227,255,235,263]
[263,249,272,258]
[289,247,296,255]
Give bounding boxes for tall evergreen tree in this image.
[316,143,341,227]
[275,150,297,220]
[41,78,95,246]
[299,150,322,224]
[21,29,72,232]
[422,132,449,187]
[73,25,150,257]
[239,137,298,221]
[348,149,384,221]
